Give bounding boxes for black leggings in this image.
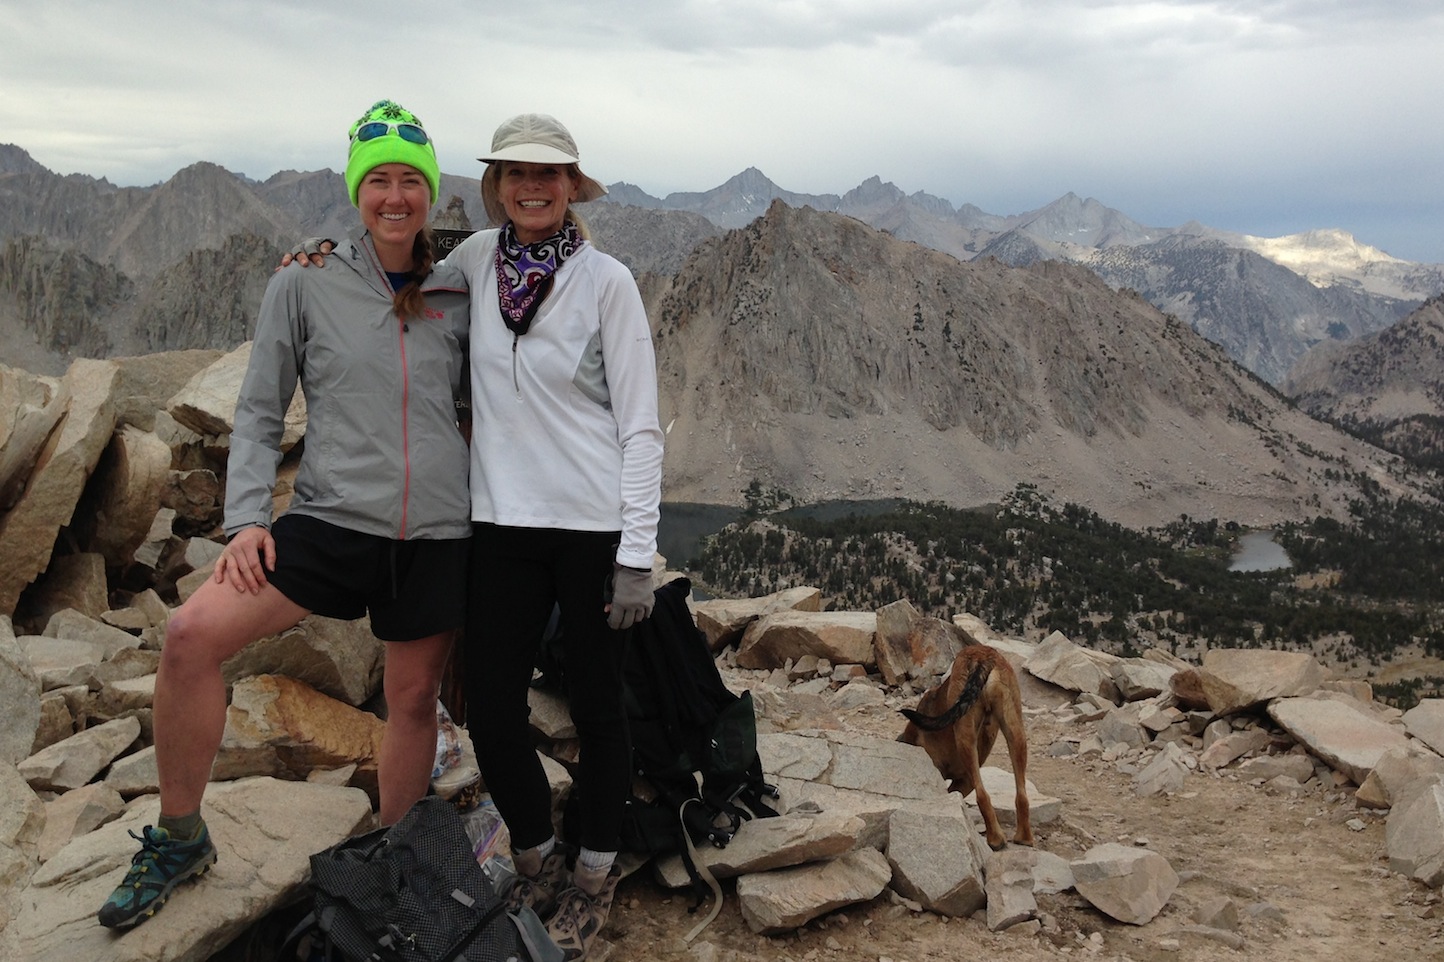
[463,523,630,854]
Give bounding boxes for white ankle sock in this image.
[574,848,616,895]
[515,835,557,877]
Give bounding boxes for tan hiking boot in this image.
[545,867,620,961]
[505,850,569,920]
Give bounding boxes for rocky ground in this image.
[586,690,1443,962]
[12,610,1444,962]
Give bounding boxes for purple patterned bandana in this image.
[494,221,583,335]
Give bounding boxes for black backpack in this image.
[279,796,536,962]
[545,578,781,896]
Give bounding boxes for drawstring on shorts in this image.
[389,541,400,600]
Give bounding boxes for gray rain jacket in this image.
[224,230,471,541]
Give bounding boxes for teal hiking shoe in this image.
[97,824,217,929]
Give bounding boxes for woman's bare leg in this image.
[153,578,308,816]
[376,630,454,824]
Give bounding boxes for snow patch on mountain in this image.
[1230,229,1439,300]
[1241,228,1395,276]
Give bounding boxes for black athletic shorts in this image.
[261,513,468,641]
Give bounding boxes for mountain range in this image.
[603,169,1444,385]
[1,144,1441,525]
[648,201,1429,527]
[5,145,1440,384]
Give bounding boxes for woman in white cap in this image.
[444,113,663,961]
[98,100,472,931]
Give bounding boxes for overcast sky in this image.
[5,1,1442,262]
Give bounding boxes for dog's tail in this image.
[899,660,993,732]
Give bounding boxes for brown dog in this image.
[898,645,1033,850]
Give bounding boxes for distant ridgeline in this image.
[3,143,1442,387]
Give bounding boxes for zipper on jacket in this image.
[398,316,412,539]
[511,332,521,398]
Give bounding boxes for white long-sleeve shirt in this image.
[446,229,663,569]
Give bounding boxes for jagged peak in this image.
[723,166,779,191]
[170,160,237,178]
[0,143,48,176]
[1024,192,1104,217]
[261,168,338,186]
[600,180,664,207]
[1008,192,1155,249]
[906,189,959,216]
[762,197,793,217]
[841,175,904,205]
[258,166,339,189]
[1033,192,1133,221]
[737,199,860,241]
[143,161,255,195]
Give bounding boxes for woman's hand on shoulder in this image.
[276,238,336,272]
[214,525,277,594]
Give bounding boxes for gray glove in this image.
[607,565,655,630]
[297,236,335,257]
[280,237,336,269]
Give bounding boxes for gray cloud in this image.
[2,0,1441,261]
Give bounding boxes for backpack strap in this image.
[676,798,725,944]
[437,895,510,962]
[735,785,783,820]
[733,755,783,819]
[681,792,742,847]
[277,910,320,961]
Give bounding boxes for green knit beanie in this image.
[345,99,440,206]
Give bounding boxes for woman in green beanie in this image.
[97,100,471,931]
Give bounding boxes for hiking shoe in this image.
[97,825,217,929]
[544,869,620,961]
[505,851,570,920]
